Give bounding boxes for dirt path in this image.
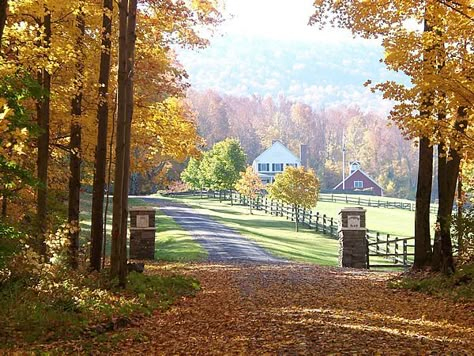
[141,197,286,264]
[102,262,474,354]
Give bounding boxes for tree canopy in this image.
[268,166,319,232]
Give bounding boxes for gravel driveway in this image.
[140,197,286,264]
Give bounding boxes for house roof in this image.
[252,140,300,164]
[334,169,383,191]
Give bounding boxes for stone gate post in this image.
[338,207,367,269]
[129,207,156,260]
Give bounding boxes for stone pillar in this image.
[129,207,156,260]
[338,207,367,269]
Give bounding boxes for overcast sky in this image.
[178,0,403,113]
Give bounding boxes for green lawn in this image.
[315,200,437,237]
[79,193,206,262]
[154,208,207,262]
[318,193,437,237]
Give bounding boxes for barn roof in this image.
[333,169,384,191]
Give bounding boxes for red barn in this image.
[334,162,383,196]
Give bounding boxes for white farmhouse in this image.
[252,141,305,184]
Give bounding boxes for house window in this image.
[258,163,269,172]
[272,163,284,172]
[286,163,297,168]
[354,181,364,189]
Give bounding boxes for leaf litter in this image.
[29,262,474,354]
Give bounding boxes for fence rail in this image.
[319,194,438,215]
[180,190,415,269]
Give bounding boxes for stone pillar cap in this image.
[129,206,155,211]
[339,207,366,213]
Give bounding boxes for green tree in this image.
[0,73,41,217]
[235,166,264,214]
[201,138,246,202]
[268,166,320,232]
[181,157,203,191]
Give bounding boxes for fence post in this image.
[403,240,408,268]
[323,214,327,234]
[330,217,334,237]
[366,234,370,269]
[376,232,380,254]
[394,236,399,264]
[316,212,320,231]
[386,234,390,256]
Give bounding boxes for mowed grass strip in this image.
[154,208,207,262]
[79,193,206,262]
[162,194,339,266]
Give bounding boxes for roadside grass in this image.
[79,193,206,262]
[154,208,207,262]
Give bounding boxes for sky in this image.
[177,0,406,114]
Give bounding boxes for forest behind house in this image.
[185,89,418,199]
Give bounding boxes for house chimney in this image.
[300,144,309,167]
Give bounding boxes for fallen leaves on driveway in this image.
[36,263,474,354]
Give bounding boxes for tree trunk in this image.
[90,0,113,272]
[432,108,467,274]
[457,169,464,255]
[110,0,129,284]
[1,193,6,217]
[413,14,437,269]
[118,0,137,285]
[413,137,433,268]
[67,3,85,269]
[432,144,459,274]
[36,11,51,254]
[0,0,8,46]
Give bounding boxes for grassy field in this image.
[316,200,437,237]
[79,193,206,262]
[315,201,413,237]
